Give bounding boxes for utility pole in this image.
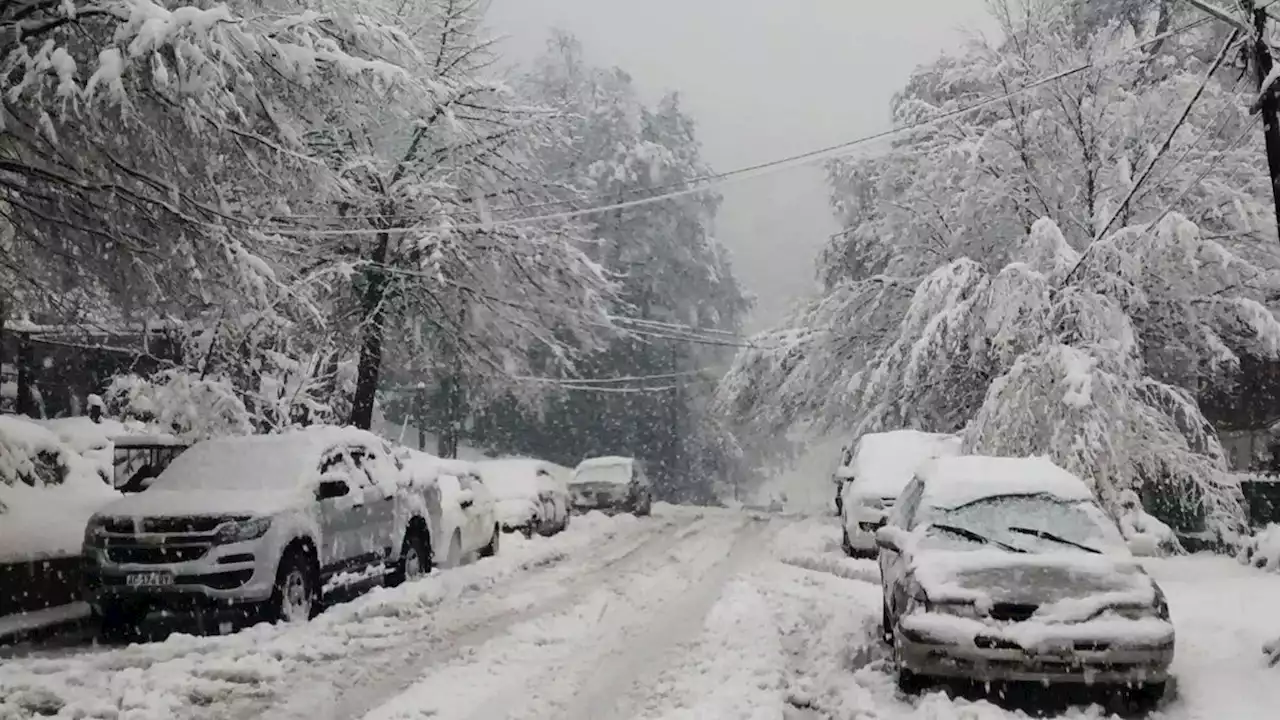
[1188,0,1280,236]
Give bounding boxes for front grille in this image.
[974,635,1021,650]
[142,516,237,533]
[989,603,1038,622]
[107,544,210,564]
[103,518,134,534]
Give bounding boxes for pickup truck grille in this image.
[100,516,238,534]
[106,544,210,564]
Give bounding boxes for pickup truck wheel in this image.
[479,525,500,558]
[270,550,317,623]
[96,601,144,642]
[390,529,431,586]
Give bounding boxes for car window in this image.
[918,494,1127,553]
[345,446,378,488]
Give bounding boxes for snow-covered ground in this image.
[1,509,1278,720]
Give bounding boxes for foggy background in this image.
[486,0,997,506]
[487,0,996,332]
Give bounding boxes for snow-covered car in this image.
[875,455,1174,709]
[478,458,570,537]
[81,427,434,636]
[568,455,652,516]
[398,450,501,567]
[839,430,960,557]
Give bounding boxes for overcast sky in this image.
[486,0,997,331]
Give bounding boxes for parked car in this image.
[839,430,960,558]
[80,427,435,637]
[568,456,652,516]
[397,449,501,567]
[478,458,570,537]
[875,455,1174,709]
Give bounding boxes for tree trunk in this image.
[16,330,35,418]
[350,230,392,430]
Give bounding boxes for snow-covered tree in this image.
[718,0,1280,534]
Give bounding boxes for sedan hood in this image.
[96,488,304,520]
[916,550,1154,611]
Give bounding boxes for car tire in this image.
[389,527,432,587]
[1122,682,1166,714]
[896,668,927,696]
[480,525,500,558]
[269,548,318,624]
[96,601,144,642]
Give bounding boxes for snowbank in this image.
[0,416,119,562]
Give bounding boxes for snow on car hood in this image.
[96,488,305,519]
[913,548,1154,618]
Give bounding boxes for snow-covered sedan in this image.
[839,430,960,557]
[81,427,434,636]
[875,455,1174,710]
[478,458,570,537]
[398,449,501,567]
[568,455,652,516]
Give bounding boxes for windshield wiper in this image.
[930,523,1027,553]
[1006,526,1102,554]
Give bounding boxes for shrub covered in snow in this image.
[104,370,254,441]
[1237,524,1280,572]
[0,416,120,562]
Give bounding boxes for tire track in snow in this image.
[355,513,766,720]
[249,512,708,720]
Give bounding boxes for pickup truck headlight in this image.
[931,601,985,620]
[1105,604,1160,621]
[215,517,272,544]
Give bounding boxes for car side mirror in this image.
[317,476,351,501]
[876,526,905,553]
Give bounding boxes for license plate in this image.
[126,572,175,587]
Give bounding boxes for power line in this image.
[510,368,717,385]
[248,15,1220,238]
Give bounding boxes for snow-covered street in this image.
[1,506,1277,720]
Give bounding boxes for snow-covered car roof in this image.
[146,426,389,493]
[848,430,961,498]
[399,449,480,481]
[918,455,1094,510]
[571,455,634,485]
[478,457,562,498]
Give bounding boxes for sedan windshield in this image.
[920,494,1125,554]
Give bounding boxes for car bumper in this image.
[81,540,278,611]
[896,631,1174,685]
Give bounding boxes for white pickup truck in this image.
[81,426,440,637]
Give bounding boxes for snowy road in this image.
[2,506,1278,720]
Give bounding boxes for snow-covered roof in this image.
[575,455,633,470]
[919,455,1093,510]
[477,458,559,498]
[571,455,634,485]
[147,426,386,492]
[847,430,961,498]
[400,449,479,483]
